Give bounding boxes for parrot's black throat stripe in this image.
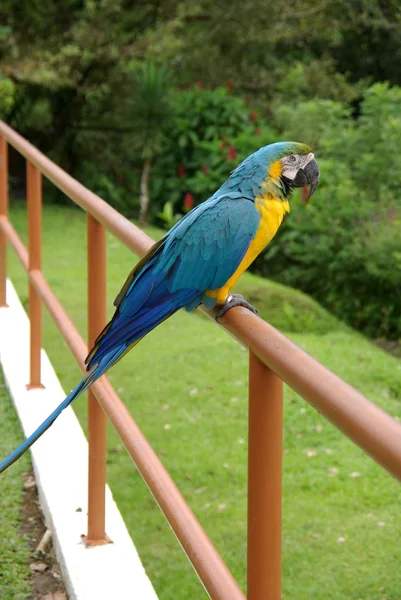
[280,175,295,198]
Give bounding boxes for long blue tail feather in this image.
[0,343,130,474]
[0,379,88,474]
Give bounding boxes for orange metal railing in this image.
[1,121,401,600]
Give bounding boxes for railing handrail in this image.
[1,120,400,600]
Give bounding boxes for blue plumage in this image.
[88,194,259,365]
[215,142,305,200]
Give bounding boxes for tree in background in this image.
[2,0,401,340]
[130,61,172,226]
[2,0,400,161]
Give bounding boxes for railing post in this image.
[0,136,8,306]
[86,214,108,545]
[248,351,283,600]
[27,161,44,388]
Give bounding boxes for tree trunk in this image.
[139,156,152,227]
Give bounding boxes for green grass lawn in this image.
[0,370,32,599]
[3,202,401,599]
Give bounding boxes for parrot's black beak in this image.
[292,158,320,199]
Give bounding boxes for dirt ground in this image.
[20,471,67,600]
[374,338,401,359]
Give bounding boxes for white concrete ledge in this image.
[0,280,158,600]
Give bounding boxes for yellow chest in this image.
[248,196,289,264]
[207,194,289,304]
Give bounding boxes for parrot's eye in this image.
[288,155,297,163]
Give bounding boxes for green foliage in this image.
[255,84,401,339]
[273,99,352,150]
[184,127,276,202]
[275,60,366,106]
[156,201,182,230]
[169,86,252,143]
[2,2,401,339]
[261,186,401,338]
[151,86,272,212]
[0,77,15,119]
[351,83,401,195]
[1,0,399,210]
[129,60,173,160]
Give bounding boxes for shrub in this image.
[254,84,401,338]
[260,181,401,337]
[0,78,15,119]
[273,98,352,150]
[150,85,270,214]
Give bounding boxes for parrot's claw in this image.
[215,294,259,321]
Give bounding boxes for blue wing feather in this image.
[87,193,259,369]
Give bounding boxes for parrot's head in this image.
[271,141,320,201]
[216,141,320,203]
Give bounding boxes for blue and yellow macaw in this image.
[0,141,319,473]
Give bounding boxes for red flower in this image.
[183,193,194,211]
[201,164,208,174]
[196,81,204,89]
[177,163,186,177]
[249,109,257,122]
[227,145,237,160]
[226,79,234,90]
[255,128,262,136]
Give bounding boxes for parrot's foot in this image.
[215,294,259,321]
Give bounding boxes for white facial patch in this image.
[281,152,315,180]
